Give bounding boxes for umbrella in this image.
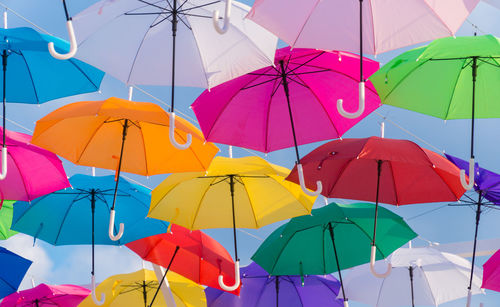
[10,174,170,305]
[205,262,343,307]
[78,269,206,307]
[73,0,277,149]
[286,136,465,278]
[0,200,17,240]
[252,202,416,307]
[0,247,32,299]
[247,0,479,119]
[148,156,316,292]
[0,26,103,180]
[31,97,217,241]
[192,47,380,196]
[482,249,500,292]
[343,246,484,307]
[370,35,500,191]
[0,283,90,307]
[126,224,237,295]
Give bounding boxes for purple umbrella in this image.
[205,262,343,307]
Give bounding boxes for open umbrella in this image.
[0,201,17,240]
[370,35,500,191]
[287,137,466,278]
[192,47,380,196]
[148,156,316,292]
[73,0,277,150]
[252,202,416,307]
[247,0,479,118]
[0,284,90,307]
[205,262,343,307]
[31,97,217,241]
[482,249,500,292]
[10,175,170,306]
[0,247,32,300]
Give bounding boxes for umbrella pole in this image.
[359,0,364,84]
[148,246,180,307]
[328,222,348,307]
[409,266,415,307]
[171,0,177,113]
[229,175,239,263]
[90,189,105,305]
[468,192,482,301]
[142,280,148,307]
[2,50,6,148]
[469,57,477,176]
[275,276,279,307]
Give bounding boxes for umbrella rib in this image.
[54,193,83,245]
[151,15,173,28]
[418,266,438,304]
[367,0,377,54]
[179,1,220,13]
[67,57,101,91]
[381,62,430,107]
[239,177,259,228]
[241,76,281,90]
[375,272,388,306]
[18,51,40,103]
[289,274,305,306]
[326,157,359,197]
[387,161,400,206]
[176,0,190,11]
[190,176,220,229]
[264,75,281,152]
[443,58,467,119]
[286,51,325,75]
[421,0,454,35]
[139,0,169,11]
[7,148,31,201]
[138,121,149,176]
[75,118,109,165]
[289,0,322,48]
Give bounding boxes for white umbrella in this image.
[484,0,500,9]
[343,247,484,307]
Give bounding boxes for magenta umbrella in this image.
[0,284,90,307]
[0,127,69,202]
[192,47,380,196]
[482,249,500,292]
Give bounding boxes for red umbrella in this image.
[126,224,238,302]
[287,136,466,278]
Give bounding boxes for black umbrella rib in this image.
[241,76,281,90]
[180,13,212,19]
[125,12,165,15]
[286,51,325,75]
[139,0,169,11]
[151,15,172,28]
[178,1,220,13]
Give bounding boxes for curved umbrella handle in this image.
[0,147,8,180]
[91,275,105,305]
[337,81,365,119]
[370,245,392,278]
[169,112,192,150]
[48,20,77,60]
[108,209,124,241]
[212,0,232,34]
[218,260,240,291]
[297,163,322,196]
[460,158,475,190]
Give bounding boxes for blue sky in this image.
[0,0,499,306]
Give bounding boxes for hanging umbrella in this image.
[148,156,316,292]
[286,137,466,278]
[252,202,416,307]
[0,26,103,180]
[247,0,479,118]
[0,283,90,307]
[343,246,484,307]
[31,97,217,241]
[205,262,343,307]
[73,0,277,149]
[192,47,381,196]
[0,200,16,240]
[78,269,206,307]
[370,35,500,191]
[0,247,32,300]
[48,0,78,59]
[10,174,170,306]
[126,224,237,295]
[482,249,500,292]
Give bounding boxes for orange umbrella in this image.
[31,96,218,241]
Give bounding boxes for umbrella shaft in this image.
[470,57,478,158]
[409,266,415,307]
[229,175,239,261]
[469,194,482,290]
[111,120,129,211]
[279,60,301,163]
[359,0,363,81]
[149,245,180,307]
[2,50,7,147]
[171,0,178,112]
[328,222,347,303]
[91,189,96,277]
[372,160,382,246]
[275,276,279,307]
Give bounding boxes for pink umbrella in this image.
[192,47,380,196]
[247,0,479,118]
[0,284,90,307]
[482,249,500,292]
[0,127,69,202]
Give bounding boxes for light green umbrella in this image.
[370,35,500,191]
[251,202,417,307]
[0,201,17,240]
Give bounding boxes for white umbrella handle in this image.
[0,147,8,180]
[108,209,124,241]
[466,289,472,307]
[48,20,77,60]
[91,275,105,305]
[218,260,240,291]
[370,245,392,278]
[343,300,349,307]
[212,0,232,34]
[460,158,475,190]
[169,112,192,150]
[337,81,365,119]
[297,163,322,196]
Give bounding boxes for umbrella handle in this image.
[297,163,322,196]
[460,158,475,190]
[0,147,8,180]
[212,0,232,34]
[91,275,105,305]
[108,209,124,241]
[343,300,349,307]
[337,81,365,119]
[370,245,392,278]
[218,260,240,291]
[169,112,192,150]
[48,20,78,60]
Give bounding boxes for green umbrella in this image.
[0,201,18,240]
[251,202,417,307]
[370,35,500,191]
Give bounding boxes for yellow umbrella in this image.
[148,156,317,292]
[78,269,206,307]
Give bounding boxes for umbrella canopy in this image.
[205,262,343,307]
[344,247,484,307]
[482,249,500,292]
[126,224,238,294]
[0,284,90,307]
[484,0,500,9]
[0,201,18,240]
[78,269,206,307]
[0,247,32,300]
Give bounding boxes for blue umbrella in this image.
[0,246,32,299]
[11,174,169,305]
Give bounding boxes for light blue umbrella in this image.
[11,174,169,305]
[0,246,32,299]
